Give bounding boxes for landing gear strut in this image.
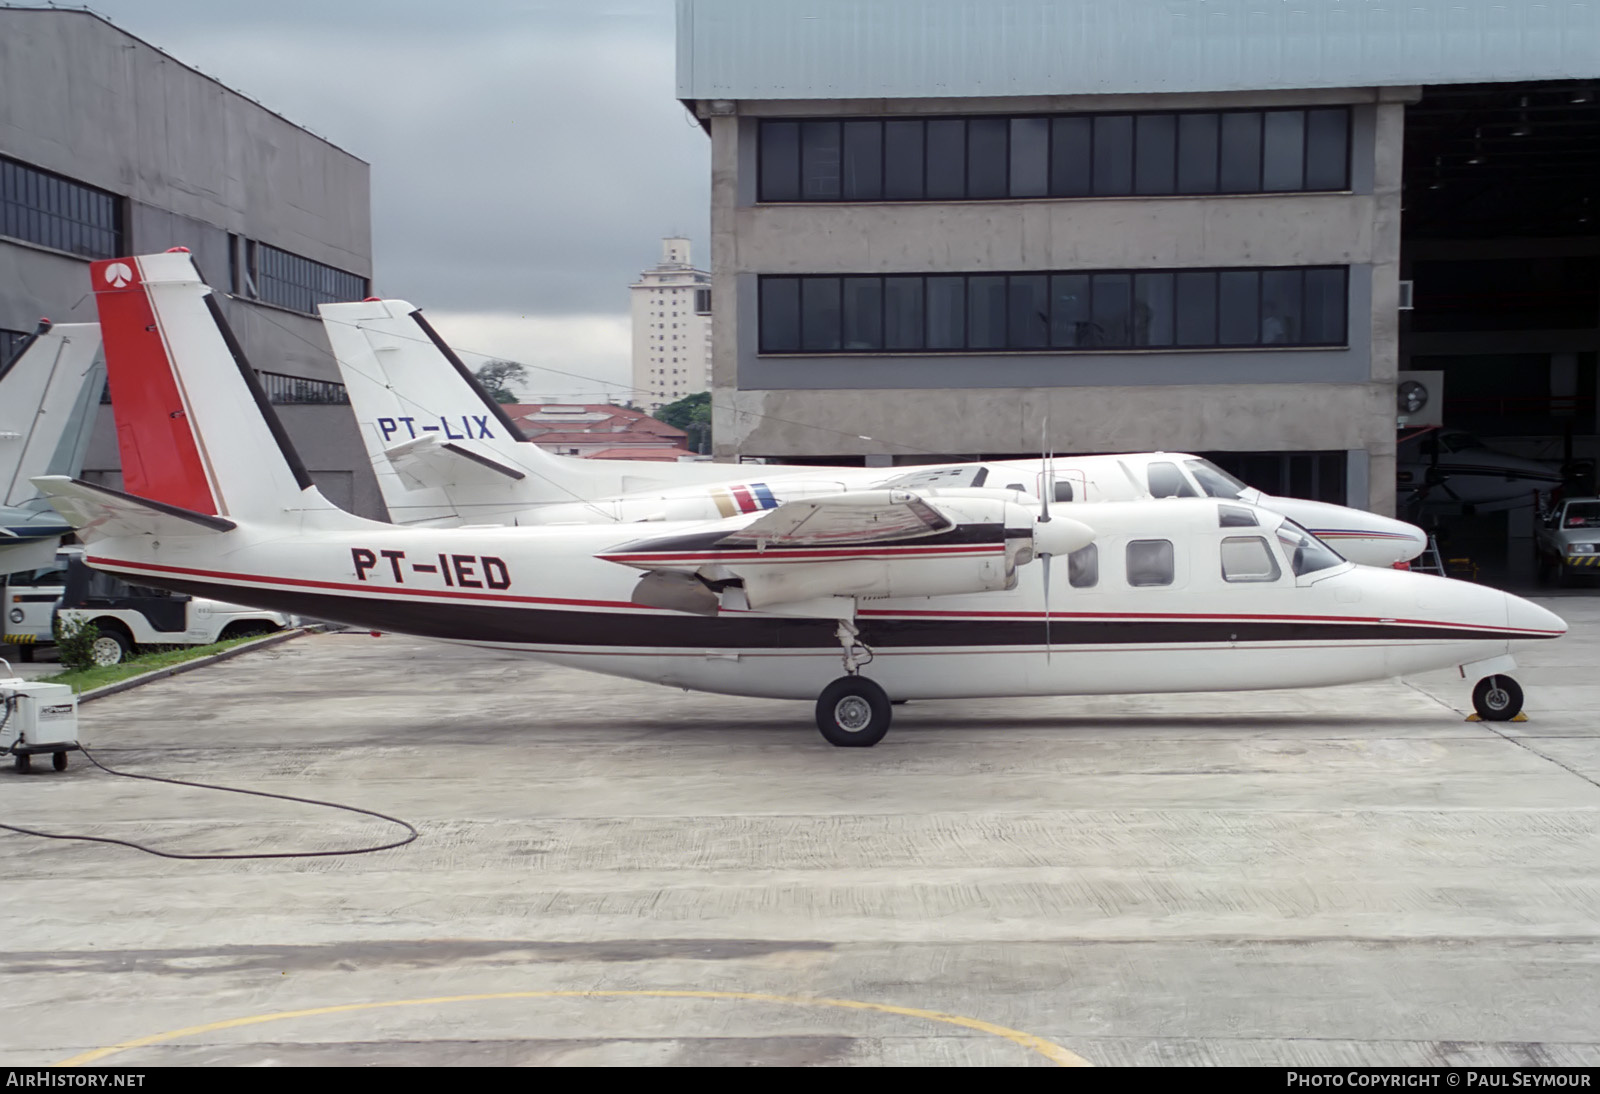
[815,620,890,747]
[1472,675,1524,721]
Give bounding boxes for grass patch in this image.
[43,633,285,694]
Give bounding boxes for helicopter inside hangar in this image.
[1394,79,1600,585]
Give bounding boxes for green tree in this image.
[656,391,712,454]
[474,359,529,404]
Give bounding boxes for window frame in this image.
[756,266,1350,355]
[1220,535,1284,584]
[0,154,124,260]
[1125,538,1177,588]
[755,106,1352,205]
[251,243,368,317]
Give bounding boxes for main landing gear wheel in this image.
[816,676,892,748]
[1473,675,1524,721]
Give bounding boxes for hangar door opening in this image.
[1401,80,1600,586]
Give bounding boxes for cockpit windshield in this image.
[1184,459,1248,500]
[1275,520,1345,577]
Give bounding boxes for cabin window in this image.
[1126,539,1174,587]
[1147,462,1198,498]
[1221,536,1282,583]
[1067,544,1098,588]
[1218,505,1258,527]
[1276,520,1345,576]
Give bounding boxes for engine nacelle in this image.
[736,553,1015,610]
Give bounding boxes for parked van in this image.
[1,548,77,661]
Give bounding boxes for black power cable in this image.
[0,742,418,860]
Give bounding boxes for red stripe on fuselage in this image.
[730,485,757,513]
[90,258,218,515]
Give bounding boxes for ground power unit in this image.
[1,673,79,772]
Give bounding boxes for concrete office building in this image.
[0,8,382,517]
[630,237,713,413]
[677,0,1600,530]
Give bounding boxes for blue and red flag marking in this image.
[713,482,780,517]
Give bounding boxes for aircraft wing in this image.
[598,489,1066,614]
[716,489,953,546]
[384,434,528,490]
[600,490,956,568]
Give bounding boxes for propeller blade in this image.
[1041,551,1052,663]
[1039,417,1051,523]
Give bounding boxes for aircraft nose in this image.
[1387,517,1428,562]
[1505,592,1566,639]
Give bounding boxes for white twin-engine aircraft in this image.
[317,298,1427,569]
[34,252,1564,747]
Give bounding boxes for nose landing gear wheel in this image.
[816,676,892,747]
[1472,675,1524,721]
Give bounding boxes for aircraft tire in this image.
[816,676,892,747]
[1472,675,1523,721]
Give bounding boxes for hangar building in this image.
[677,0,1600,570]
[0,8,382,517]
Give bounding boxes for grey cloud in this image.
[86,0,708,316]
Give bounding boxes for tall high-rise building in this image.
[630,237,711,413]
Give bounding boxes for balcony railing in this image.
[256,370,349,405]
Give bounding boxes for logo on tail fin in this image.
[104,263,133,288]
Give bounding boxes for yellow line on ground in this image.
[55,988,1090,1067]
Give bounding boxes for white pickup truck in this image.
[1534,497,1600,585]
[13,552,290,666]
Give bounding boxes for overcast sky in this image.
[84,0,708,401]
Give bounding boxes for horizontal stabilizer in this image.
[0,536,62,575]
[384,434,528,489]
[29,475,237,541]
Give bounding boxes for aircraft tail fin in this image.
[89,252,360,530]
[0,321,105,509]
[320,299,667,522]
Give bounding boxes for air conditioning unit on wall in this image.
[1396,371,1443,428]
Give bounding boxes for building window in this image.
[1,327,30,366]
[758,267,1347,354]
[757,107,1350,203]
[0,155,123,259]
[694,288,712,315]
[251,243,367,315]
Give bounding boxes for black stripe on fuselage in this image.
[106,569,1543,650]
